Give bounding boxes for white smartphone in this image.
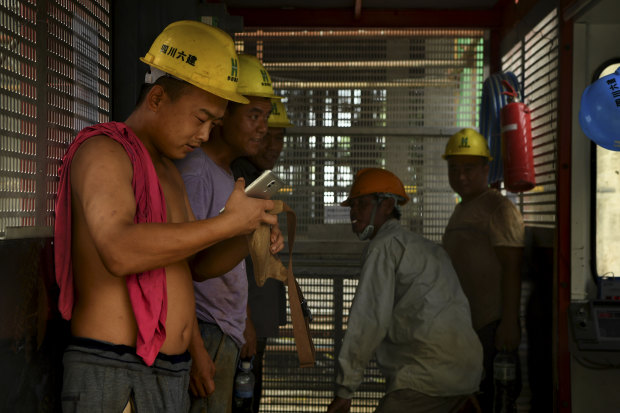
[244,170,284,199]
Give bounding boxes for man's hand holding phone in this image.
[221,179,284,255]
[244,170,284,199]
[222,179,274,231]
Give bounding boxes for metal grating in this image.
[501,9,558,228]
[262,274,385,412]
[235,27,486,412]
[0,0,111,238]
[236,28,485,243]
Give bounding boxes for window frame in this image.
[591,57,620,282]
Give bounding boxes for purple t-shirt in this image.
[175,148,247,348]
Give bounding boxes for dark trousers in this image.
[252,338,267,413]
[476,320,522,413]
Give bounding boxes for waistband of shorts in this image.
[70,336,191,364]
[197,319,219,328]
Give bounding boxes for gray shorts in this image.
[61,337,191,413]
[189,321,240,413]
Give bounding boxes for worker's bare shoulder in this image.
[71,135,133,181]
[73,134,129,162]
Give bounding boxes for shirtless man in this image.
[54,21,282,412]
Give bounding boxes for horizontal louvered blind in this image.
[501,9,558,227]
[0,0,110,238]
[1,1,39,235]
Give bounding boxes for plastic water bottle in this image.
[233,359,255,413]
[493,350,518,413]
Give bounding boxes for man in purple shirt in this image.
[175,54,281,413]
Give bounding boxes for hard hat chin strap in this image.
[357,199,379,241]
[379,193,403,215]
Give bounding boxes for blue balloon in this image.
[579,68,620,151]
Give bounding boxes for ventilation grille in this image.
[501,9,558,228]
[0,0,111,237]
[236,28,485,243]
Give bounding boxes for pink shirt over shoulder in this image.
[54,121,167,366]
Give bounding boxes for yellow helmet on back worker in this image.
[139,20,248,104]
[237,54,282,99]
[268,99,294,128]
[442,128,493,160]
[341,168,410,206]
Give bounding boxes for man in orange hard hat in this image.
[327,168,483,413]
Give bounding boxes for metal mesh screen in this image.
[0,0,111,238]
[501,9,558,228]
[263,274,384,412]
[236,28,485,243]
[235,27,486,412]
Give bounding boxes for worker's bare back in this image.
[69,136,196,356]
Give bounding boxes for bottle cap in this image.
[241,360,252,370]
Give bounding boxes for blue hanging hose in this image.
[480,72,522,184]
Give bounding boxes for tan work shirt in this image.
[442,189,525,331]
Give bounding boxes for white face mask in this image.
[357,199,379,241]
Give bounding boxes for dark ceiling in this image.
[217,0,502,9]
[208,0,511,28]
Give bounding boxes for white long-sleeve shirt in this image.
[335,219,483,399]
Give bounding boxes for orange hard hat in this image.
[341,168,409,206]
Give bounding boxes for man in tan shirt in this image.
[442,128,524,413]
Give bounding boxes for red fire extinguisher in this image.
[500,80,536,192]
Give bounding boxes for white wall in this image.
[572,6,620,297]
[571,1,620,411]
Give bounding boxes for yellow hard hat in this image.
[268,99,293,128]
[341,168,410,206]
[442,128,493,160]
[237,54,281,99]
[139,20,249,104]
